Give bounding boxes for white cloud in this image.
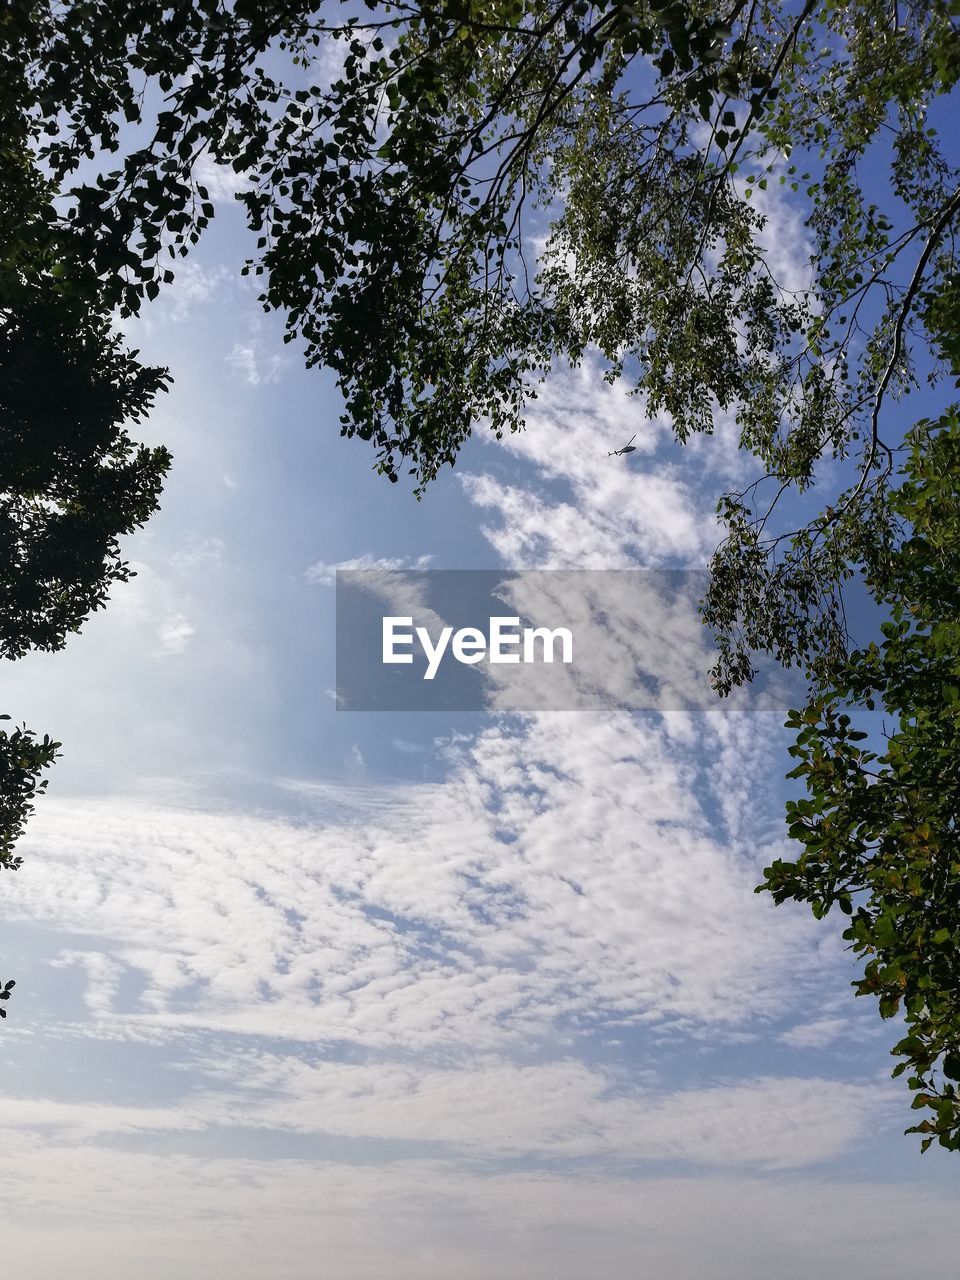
[747,175,817,300]
[779,1017,851,1050]
[0,1067,894,1170]
[48,950,124,1020]
[460,363,716,569]
[168,537,225,574]
[163,261,231,323]
[102,561,196,659]
[155,612,195,656]
[226,340,291,387]
[5,703,827,1051]
[305,553,434,586]
[194,154,252,202]
[0,1140,956,1280]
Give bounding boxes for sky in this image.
[1,156,959,1277]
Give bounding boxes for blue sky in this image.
[1,152,959,1278]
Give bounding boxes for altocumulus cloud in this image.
[7,710,827,1051]
[1,707,891,1181]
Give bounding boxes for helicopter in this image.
[607,434,637,457]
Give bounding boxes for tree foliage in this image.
[0,715,59,872]
[761,414,960,1150]
[0,0,172,1002]
[0,295,171,659]
[2,0,171,662]
[13,0,958,680]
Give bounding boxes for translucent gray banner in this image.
[335,569,812,713]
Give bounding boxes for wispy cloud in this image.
[0,1065,895,1169]
[779,1017,852,1050]
[4,721,802,1045]
[0,1137,957,1280]
[460,362,716,569]
[194,154,252,202]
[226,340,291,387]
[305,553,434,586]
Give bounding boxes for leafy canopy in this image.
[16,0,960,684]
[0,0,172,998]
[762,414,960,1151]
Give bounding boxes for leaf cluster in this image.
[759,413,960,1151]
[0,715,59,870]
[0,295,171,658]
[0,2,173,977]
